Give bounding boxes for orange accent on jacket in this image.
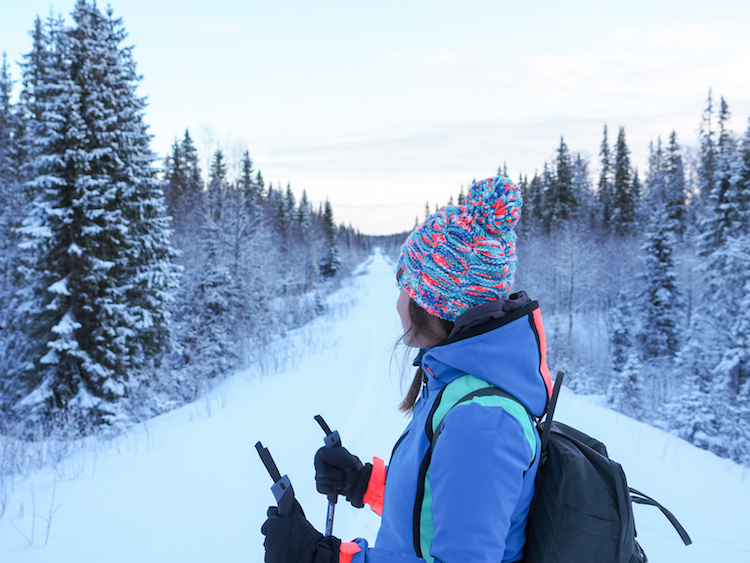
[339,541,362,563]
[532,307,553,399]
[362,456,386,516]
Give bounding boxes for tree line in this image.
[489,95,749,465]
[0,0,368,440]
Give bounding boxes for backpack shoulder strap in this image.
[540,371,565,453]
[428,374,538,464]
[414,374,539,562]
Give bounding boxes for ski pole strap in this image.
[630,487,692,546]
[255,441,282,483]
[540,371,565,453]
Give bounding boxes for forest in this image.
[507,105,750,466]
[0,0,748,472]
[0,1,370,453]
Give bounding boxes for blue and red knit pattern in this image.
[397,176,522,321]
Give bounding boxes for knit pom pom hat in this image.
[397,176,522,321]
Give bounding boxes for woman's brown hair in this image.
[398,299,454,413]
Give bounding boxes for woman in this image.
[262,176,553,563]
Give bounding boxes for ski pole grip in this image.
[255,441,295,517]
[315,415,342,448]
[314,415,341,503]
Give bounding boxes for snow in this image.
[50,313,81,336]
[47,278,71,297]
[1,249,749,562]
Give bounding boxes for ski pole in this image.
[314,415,341,536]
[255,441,295,517]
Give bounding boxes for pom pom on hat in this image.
[467,176,522,236]
[397,176,522,321]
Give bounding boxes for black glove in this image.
[261,500,341,563]
[314,446,373,508]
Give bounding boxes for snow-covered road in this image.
[1,249,748,562]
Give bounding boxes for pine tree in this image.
[638,199,682,358]
[709,118,750,413]
[733,120,750,235]
[700,97,736,252]
[255,170,265,200]
[319,199,340,279]
[545,136,576,228]
[283,182,296,238]
[0,52,25,402]
[208,149,228,224]
[597,125,614,226]
[539,161,555,232]
[238,150,259,203]
[697,89,717,205]
[457,185,466,205]
[297,189,311,235]
[0,52,20,275]
[664,131,688,240]
[612,126,637,236]
[520,171,543,234]
[0,52,15,187]
[607,298,645,419]
[645,139,666,206]
[571,153,593,225]
[14,1,179,429]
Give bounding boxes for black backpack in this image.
[429,371,692,563]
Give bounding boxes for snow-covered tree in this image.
[700,97,737,253]
[12,1,179,429]
[0,52,15,187]
[544,136,576,228]
[697,89,717,205]
[571,153,594,224]
[597,125,614,226]
[607,298,645,419]
[319,199,341,279]
[638,197,682,358]
[612,126,638,236]
[664,131,688,240]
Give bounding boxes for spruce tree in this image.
[733,120,750,235]
[14,1,179,428]
[700,97,736,252]
[571,153,594,226]
[664,131,688,240]
[0,52,15,187]
[697,89,717,205]
[607,298,645,419]
[638,200,682,358]
[283,182,296,238]
[710,118,750,411]
[520,171,543,234]
[239,150,259,203]
[319,199,340,279]
[457,185,466,205]
[545,136,576,228]
[0,52,20,275]
[597,125,614,226]
[612,126,637,236]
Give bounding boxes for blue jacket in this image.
[350,296,552,563]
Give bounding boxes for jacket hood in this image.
[419,294,552,417]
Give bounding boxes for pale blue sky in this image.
[2,1,749,234]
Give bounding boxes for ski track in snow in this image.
[1,249,749,562]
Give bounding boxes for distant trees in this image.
[486,93,750,465]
